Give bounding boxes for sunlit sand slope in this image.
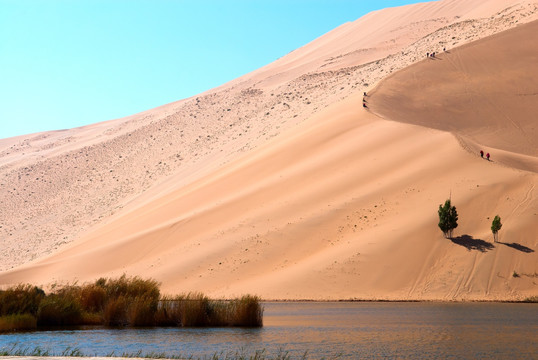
[369,20,538,171]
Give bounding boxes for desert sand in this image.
[0,0,537,300]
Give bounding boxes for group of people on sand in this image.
[426,47,447,59]
[363,92,368,108]
[480,150,490,161]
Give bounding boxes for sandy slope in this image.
[1,0,537,300]
[368,20,538,166]
[1,91,536,300]
[2,0,536,271]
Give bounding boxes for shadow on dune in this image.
[500,242,534,253]
[450,235,495,252]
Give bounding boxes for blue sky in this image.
[0,0,427,139]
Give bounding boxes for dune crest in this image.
[1,0,537,300]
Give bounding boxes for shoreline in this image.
[261,297,538,303]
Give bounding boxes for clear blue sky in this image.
[0,0,427,139]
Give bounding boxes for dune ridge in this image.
[1,0,537,300]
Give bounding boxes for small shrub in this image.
[438,199,458,239]
[491,215,502,242]
[0,313,37,332]
[513,271,520,278]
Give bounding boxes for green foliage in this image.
[438,199,458,238]
[491,215,502,242]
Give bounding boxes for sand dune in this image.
[1,0,537,300]
[368,20,538,169]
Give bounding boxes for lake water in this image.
[1,302,537,359]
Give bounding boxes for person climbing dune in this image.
[480,150,484,158]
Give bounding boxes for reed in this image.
[79,283,107,312]
[0,313,37,332]
[230,295,263,327]
[128,296,159,326]
[2,276,262,329]
[180,292,210,327]
[103,295,128,326]
[37,293,83,326]
[0,346,309,359]
[154,295,182,326]
[0,284,45,316]
[102,275,160,301]
[157,293,263,327]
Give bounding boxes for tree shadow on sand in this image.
[450,235,495,252]
[500,242,534,253]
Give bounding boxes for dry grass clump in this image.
[0,275,262,331]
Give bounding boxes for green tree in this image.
[438,199,458,239]
[491,215,502,242]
